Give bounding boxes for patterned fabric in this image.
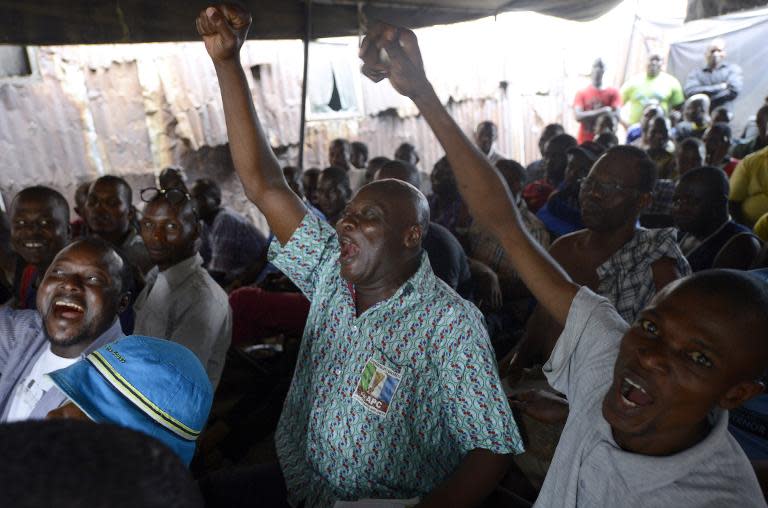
[468,201,550,289]
[596,228,691,322]
[269,213,523,507]
[648,179,676,215]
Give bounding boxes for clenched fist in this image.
[196,3,252,62]
[359,23,431,100]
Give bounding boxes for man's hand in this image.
[196,4,252,63]
[359,23,431,99]
[472,262,503,311]
[508,390,569,425]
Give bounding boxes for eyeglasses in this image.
[140,187,191,206]
[580,178,639,197]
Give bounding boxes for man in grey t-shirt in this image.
[359,23,768,506]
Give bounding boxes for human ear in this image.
[403,225,422,249]
[117,292,131,314]
[719,380,765,410]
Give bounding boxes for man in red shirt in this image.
[574,59,621,143]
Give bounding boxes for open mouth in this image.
[23,241,46,249]
[52,299,86,320]
[619,376,654,408]
[339,236,360,264]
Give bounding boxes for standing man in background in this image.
[573,58,621,143]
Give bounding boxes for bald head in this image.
[361,179,429,234]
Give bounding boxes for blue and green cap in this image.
[48,335,213,465]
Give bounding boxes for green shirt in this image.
[620,72,685,124]
[270,213,523,507]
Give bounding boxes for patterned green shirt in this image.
[270,213,523,507]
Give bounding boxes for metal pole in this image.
[298,0,312,169]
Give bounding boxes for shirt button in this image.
[335,369,341,375]
[351,325,358,332]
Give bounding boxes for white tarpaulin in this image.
[667,6,768,136]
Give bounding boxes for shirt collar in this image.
[119,227,142,249]
[69,318,125,360]
[596,228,644,278]
[158,254,203,289]
[596,408,731,492]
[353,251,436,315]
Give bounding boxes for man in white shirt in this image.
[360,23,767,506]
[133,187,231,389]
[0,237,129,422]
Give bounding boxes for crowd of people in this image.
[0,4,767,507]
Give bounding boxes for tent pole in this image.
[298,0,312,170]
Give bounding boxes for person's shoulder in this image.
[420,272,484,325]
[0,306,43,332]
[0,306,44,351]
[426,222,461,248]
[685,429,765,505]
[744,145,768,163]
[185,268,230,311]
[551,229,586,252]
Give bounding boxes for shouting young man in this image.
[359,21,766,507]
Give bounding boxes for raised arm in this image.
[197,4,306,244]
[360,25,578,324]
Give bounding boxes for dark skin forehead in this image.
[51,241,124,291]
[477,122,497,136]
[643,281,768,382]
[90,179,131,204]
[352,182,420,232]
[144,198,197,225]
[12,192,68,220]
[590,152,642,188]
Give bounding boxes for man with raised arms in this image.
[359,21,767,507]
[196,5,522,507]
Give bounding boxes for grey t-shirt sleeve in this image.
[543,286,629,403]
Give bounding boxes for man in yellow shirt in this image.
[728,146,768,227]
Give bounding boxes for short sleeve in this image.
[268,212,340,301]
[669,78,685,108]
[543,287,628,404]
[438,303,524,456]
[729,158,751,202]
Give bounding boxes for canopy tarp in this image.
[667,5,768,136]
[0,0,621,45]
[685,0,768,21]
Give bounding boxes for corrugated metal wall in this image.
[0,2,648,228]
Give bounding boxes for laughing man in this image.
[0,238,129,422]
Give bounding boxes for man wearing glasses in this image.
[506,145,691,381]
[133,187,232,389]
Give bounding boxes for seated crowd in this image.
[0,5,767,507]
